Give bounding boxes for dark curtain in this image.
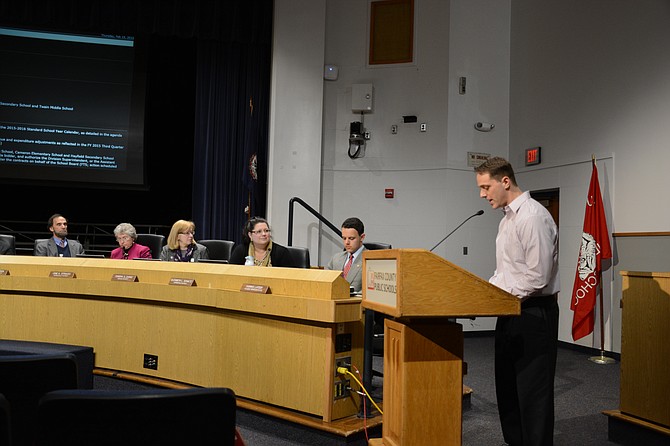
[193,37,271,242]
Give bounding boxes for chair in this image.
[0,354,79,446]
[35,387,237,446]
[284,246,311,268]
[0,393,10,446]
[199,239,235,261]
[0,234,16,255]
[364,242,392,251]
[33,239,48,255]
[135,234,165,259]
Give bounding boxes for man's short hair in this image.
[474,156,518,186]
[47,213,65,229]
[341,217,364,236]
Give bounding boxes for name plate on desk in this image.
[169,278,197,287]
[365,259,397,308]
[0,269,9,275]
[112,274,138,282]
[49,271,76,278]
[240,283,271,294]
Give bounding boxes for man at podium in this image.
[475,157,560,446]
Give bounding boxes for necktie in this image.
[342,253,354,278]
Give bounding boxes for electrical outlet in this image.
[143,354,158,370]
[391,124,398,134]
[420,123,427,132]
[335,356,351,376]
[333,379,351,400]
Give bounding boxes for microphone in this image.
[429,210,484,252]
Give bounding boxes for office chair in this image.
[33,239,48,255]
[0,234,16,255]
[363,242,392,251]
[284,246,311,268]
[198,239,235,261]
[135,234,165,259]
[35,387,237,446]
[0,353,79,446]
[0,393,10,446]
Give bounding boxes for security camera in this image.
[474,122,495,132]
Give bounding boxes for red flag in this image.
[571,161,612,341]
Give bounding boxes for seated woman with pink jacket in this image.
[110,223,152,260]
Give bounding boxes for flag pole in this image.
[588,271,616,364]
[587,156,616,364]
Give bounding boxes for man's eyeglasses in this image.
[251,229,271,235]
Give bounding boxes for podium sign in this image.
[363,249,520,446]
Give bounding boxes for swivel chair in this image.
[35,387,237,446]
[363,242,392,251]
[0,234,16,255]
[198,239,235,262]
[0,353,79,446]
[135,234,165,259]
[0,393,10,446]
[33,239,49,255]
[284,246,311,268]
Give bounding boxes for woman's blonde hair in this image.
[166,220,197,250]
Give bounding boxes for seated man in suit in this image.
[326,217,366,293]
[34,214,85,257]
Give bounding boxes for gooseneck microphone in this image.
[429,210,484,252]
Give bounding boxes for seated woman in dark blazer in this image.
[159,220,209,262]
[229,217,293,267]
[110,223,152,260]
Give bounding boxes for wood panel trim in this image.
[613,232,670,237]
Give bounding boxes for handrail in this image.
[287,197,341,246]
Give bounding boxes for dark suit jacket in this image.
[229,241,293,267]
[34,238,85,257]
[326,247,366,292]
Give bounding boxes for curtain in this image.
[192,37,271,242]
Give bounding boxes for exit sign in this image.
[525,147,541,166]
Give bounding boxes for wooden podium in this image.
[604,271,670,434]
[361,249,520,446]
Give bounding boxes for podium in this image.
[604,271,670,435]
[362,249,520,446]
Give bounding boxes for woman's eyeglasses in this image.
[251,229,271,235]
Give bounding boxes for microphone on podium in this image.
[429,210,484,252]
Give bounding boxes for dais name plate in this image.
[0,269,9,275]
[169,278,197,287]
[49,271,76,278]
[112,274,138,282]
[240,283,270,294]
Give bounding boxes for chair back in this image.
[0,234,16,255]
[0,354,78,446]
[285,246,311,268]
[364,242,392,251]
[198,239,235,261]
[35,387,237,446]
[135,234,165,259]
[0,393,10,446]
[33,239,49,255]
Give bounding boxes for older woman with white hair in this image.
[110,223,152,260]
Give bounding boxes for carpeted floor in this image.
[94,335,623,445]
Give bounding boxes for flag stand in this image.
[588,271,616,364]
